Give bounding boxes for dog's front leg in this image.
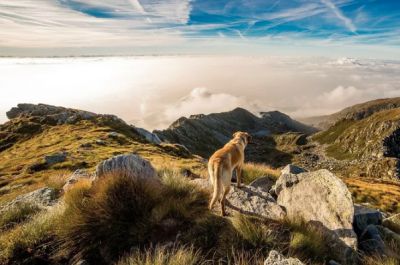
[236,165,242,188]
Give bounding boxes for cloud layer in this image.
[2,56,399,129]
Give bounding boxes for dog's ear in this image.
[246,133,252,143]
[232,131,240,138]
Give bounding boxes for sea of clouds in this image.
[1,56,399,130]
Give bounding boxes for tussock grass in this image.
[241,163,280,184]
[116,245,203,265]
[286,220,332,263]
[231,214,277,248]
[56,171,209,264]
[0,204,63,264]
[0,202,40,231]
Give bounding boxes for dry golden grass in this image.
[241,163,280,184]
[344,177,400,213]
[0,120,205,205]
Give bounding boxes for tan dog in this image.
[208,131,251,216]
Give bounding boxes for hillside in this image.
[0,104,205,204]
[301,97,400,129]
[154,108,316,164]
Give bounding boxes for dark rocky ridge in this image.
[154,107,316,160]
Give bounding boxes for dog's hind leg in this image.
[220,185,231,216]
[209,177,221,210]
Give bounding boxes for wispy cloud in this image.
[321,0,356,33]
[0,0,399,56]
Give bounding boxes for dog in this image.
[208,131,251,216]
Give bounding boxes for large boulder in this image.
[264,250,304,265]
[96,154,157,179]
[270,164,307,196]
[276,169,357,264]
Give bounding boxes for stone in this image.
[270,165,307,197]
[191,178,286,220]
[63,169,96,192]
[45,152,67,165]
[382,213,400,234]
[96,154,157,180]
[353,205,383,236]
[264,250,304,265]
[376,225,400,248]
[276,169,357,264]
[133,126,162,144]
[0,187,57,212]
[359,224,386,254]
[249,176,275,192]
[280,164,307,175]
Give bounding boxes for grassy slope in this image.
[0,119,205,204]
[313,109,400,160]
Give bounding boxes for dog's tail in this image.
[209,160,222,209]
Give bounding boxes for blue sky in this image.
[0,0,399,58]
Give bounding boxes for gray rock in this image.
[359,224,386,254]
[280,164,307,175]
[276,169,357,263]
[95,139,106,146]
[108,132,120,138]
[96,154,157,179]
[0,187,57,212]
[45,152,67,165]
[353,205,383,235]
[376,225,400,248]
[270,165,307,196]
[249,176,275,192]
[382,213,400,234]
[63,169,96,192]
[192,178,285,220]
[264,250,304,265]
[227,185,286,220]
[134,126,162,144]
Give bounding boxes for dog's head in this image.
[232,131,252,146]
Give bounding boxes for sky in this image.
[1,56,400,130]
[1,1,399,129]
[0,0,399,58]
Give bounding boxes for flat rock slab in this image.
[192,178,285,220]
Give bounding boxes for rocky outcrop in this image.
[0,187,57,212]
[274,168,357,264]
[191,178,285,220]
[63,169,96,191]
[154,108,316,158]
[6,103,97,123]
[96,154,157,179]
[264,250,304,265]
[133,126,162,144]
